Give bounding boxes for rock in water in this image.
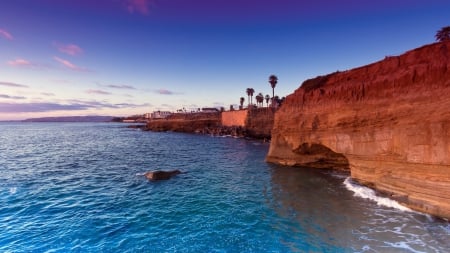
[144,170,181,181]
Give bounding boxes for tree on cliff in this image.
[268,75,278,107]
[265,94,270,107]
[239,97,245,109]
[256,93,264,107]
[273,95,281,107]
[436,26,450,42]
[246,88,255,107]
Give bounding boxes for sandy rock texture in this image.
[266,42,450,219]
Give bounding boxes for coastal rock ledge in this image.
[266,41,450,219]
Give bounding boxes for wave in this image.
[343,177,412,212]
[9,187,17,194]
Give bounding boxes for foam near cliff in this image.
[343,177,413,212]
[267,41,450,219]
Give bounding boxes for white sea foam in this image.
[9,187,17,194]
[343,177,412,212]
[383,241,426,253]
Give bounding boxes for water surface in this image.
[0,123,448,252]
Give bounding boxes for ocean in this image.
[0,122,449,252]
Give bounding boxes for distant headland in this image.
[22,116,116,122]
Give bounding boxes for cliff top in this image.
[297,41,450,93]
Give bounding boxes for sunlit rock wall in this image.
[221,109,248,127]
[245,108,275,139]
[266,42,450,219]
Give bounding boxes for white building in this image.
[151,111,172,119]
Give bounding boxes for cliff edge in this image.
[266,41,450,219]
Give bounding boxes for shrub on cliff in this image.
[435,26,450,42]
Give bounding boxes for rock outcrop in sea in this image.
[144,170,182,181]
[266,41,450,219]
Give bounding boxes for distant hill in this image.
[23,116,116,122]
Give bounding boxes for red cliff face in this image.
[266,42,450,219]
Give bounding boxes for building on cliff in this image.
[266,41,450,219]
[150,111,172,119]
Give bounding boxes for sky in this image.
[1,0,450,120]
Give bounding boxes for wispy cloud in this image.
[7,58,50,70]
[0,29,13,40]
[54,42,83,56]
[107,84,136,89]
[7,58,31,66]
[126,0,151,15]
[0,94,26,100]
[113,102,151,108]
[53,56,88,72]
[85,89,112,95]
[41,92,55,96]
[0,81,29,88]
[154,89,181,95]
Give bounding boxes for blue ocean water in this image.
[0,122,449,253]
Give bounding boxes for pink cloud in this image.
[54,42,83,56]
[0,29,13,40]
[7,58,51,70]
[127,0,151,15]
[106,84,136,89]
[53,56,87,71]
[7,58,33,67]
[155,89,182,95]
[85,89,111,95]
[41,92,55,96]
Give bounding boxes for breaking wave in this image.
[343,177,413,212]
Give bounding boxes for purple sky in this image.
[1,0,449,120]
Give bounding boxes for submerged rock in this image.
[144,170,181,181]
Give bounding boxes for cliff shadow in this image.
[292,143,350,171]
[266,164,363,249]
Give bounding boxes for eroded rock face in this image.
[266,42,450,219]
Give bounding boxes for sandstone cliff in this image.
[266,41,450,219]
[147,109,274,138]
[245,108,275,139]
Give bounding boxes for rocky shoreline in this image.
[128,123,264,140]
[140,109,274,140]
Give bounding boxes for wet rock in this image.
[144,170,182,181]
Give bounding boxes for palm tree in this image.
[239,97,245,109]
[265,94,270,107]
[268,75,278,107]
[246,88,255,107]
[436,26,450,42]
[256,93,264,107]
[254,94,260,107]
[273,95,280,107]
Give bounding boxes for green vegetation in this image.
[269,75,278,107]
[435,26,450,42]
